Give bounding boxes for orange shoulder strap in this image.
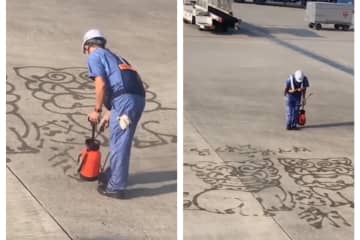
[119,63,136,71]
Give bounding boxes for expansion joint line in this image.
[7,165,74,240]
[185,116,294,240]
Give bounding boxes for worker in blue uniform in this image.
[83,29,145,198]
[284,70,309,130]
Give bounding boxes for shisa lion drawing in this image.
[9,66,176,151]
[184,156,353,227]
[184,158,295,216]
[7,66,176,175]
[278,157,353,208]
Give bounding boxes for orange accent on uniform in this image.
[119,64,136,71]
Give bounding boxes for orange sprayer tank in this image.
[78,138,101,181]
[298,109,306,126]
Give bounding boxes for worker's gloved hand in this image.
[99,111,111,132]
[297,88,304,92]
[288,89,295,93]
[88,111,101,124]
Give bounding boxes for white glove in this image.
[118,114,131,130]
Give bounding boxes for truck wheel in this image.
[309,23,314,28]
[343,25,350,31]
[192,16,195,25]
[214,25,223,32]
[315,23,322,30]
[214,22,226,33]
[301,0,307,8]
[334,24,340,30]
[254,0,265,4]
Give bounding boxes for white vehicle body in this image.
[305,2,354,30]
[183,0,241,32]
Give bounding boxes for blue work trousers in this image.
[106,94,145,191]
[286,96,301,128]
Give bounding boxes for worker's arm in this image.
[88,76,106,124]
[284,79,294,96]
[301,88,307,105]
[94,76,106,111]
[301,77,309,104]
[87,53,107,124]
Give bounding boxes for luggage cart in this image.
[305,2,354,30]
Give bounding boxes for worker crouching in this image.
[284,70,309,130]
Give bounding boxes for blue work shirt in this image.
[285,75,309,100]
[88,48,125,98]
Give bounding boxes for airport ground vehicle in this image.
[234,0,306,7]
[183,0,241,32]
[305,1,354,30]
[234,0,353,8]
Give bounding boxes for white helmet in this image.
[82,29,106,53]
[294,70,304,83]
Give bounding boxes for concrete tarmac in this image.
[184,3,353,240]
[7,0,176,239]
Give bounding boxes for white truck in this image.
[305,2,354,30]
[184,0,241,32]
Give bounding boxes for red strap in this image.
[119,64,136,71]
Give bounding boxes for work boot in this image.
[97,185,126,199]
[97,172,108,187]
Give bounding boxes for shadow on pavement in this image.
[128,170,177,186]
[216,21,322,37]
[237,21,354,76]
[238,21,322,38]
[234,1,305,9]
[304,121,354,129]
[79,237,127,240]
[126,183,177,199]
[127,171,176,199]
[100,169,177,186]
[310,27,354,32]
[98,169,176,198]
